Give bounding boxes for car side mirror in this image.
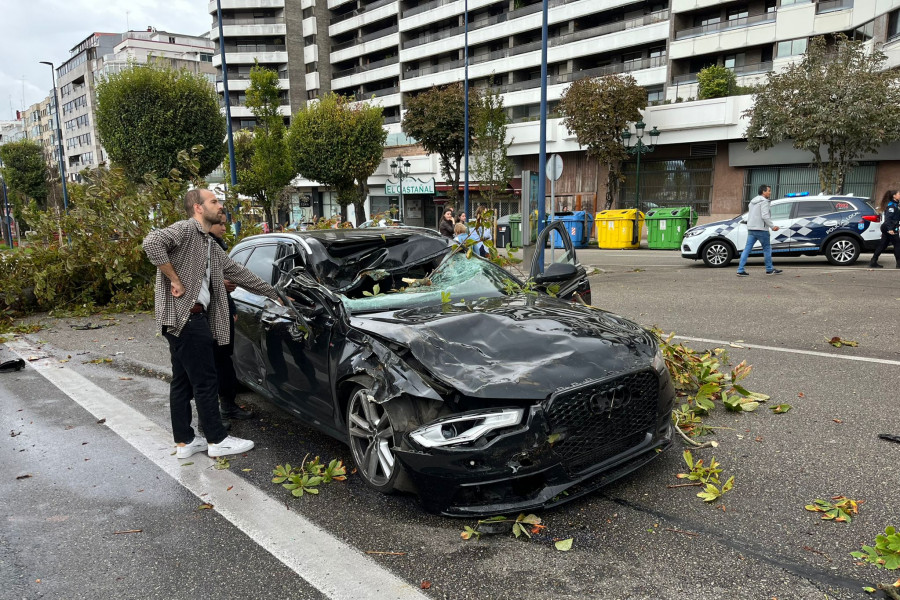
[534,262,578,284]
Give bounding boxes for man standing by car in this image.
[736,184,783,276]
[143,189,281,459]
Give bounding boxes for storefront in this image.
[383,177,436,227]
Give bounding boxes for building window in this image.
[305,62,318,74]
[852,21,874,41]
[307,89,319,100]
[304,35,316,45]
[647,86,664,103]
[776,38,807,57]
[723,53,745,69]
[302,7,313,19]
[200,53,213,62]
[766,0,777,12]
[169,36,176,43]
[727,8,748,20]
[888,9,900,39]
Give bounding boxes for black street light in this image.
[215,0,237,189]
[39,61,70,216]
[390,155,410,221]
[621,121,660,245]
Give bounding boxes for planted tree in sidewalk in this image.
[744,34,900,194]
[287,93,386,225]
[402,83,478,207]
[0,139,49,211]
[471,87,514,223]
[95,62,226,182]
[558,74,646,210]
[235,62,295,230]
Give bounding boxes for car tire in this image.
[701,240,734,268]
[824,236,860,266]
[346,383,410,494]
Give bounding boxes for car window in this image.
[230,247,253,266]
[243,244,279,285]
[770,202,794,220]
[796,200,837,218]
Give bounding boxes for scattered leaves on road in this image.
[420,581,432,590]
[181,462,193,467]
[198,503,214,510]
[826,336,858,348]
[213,457,230,470]
[769,404,793,414]
[805,496,860,523]
[555,538,574,551]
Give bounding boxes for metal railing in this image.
[331,24,399,52]
[214,17,284,26]
[816,0,853,13]
[332,55,400,79]
[499,56,666,94]
[402,0,458,19]
[331,0,397,25]
[675,12,776,40]
[224,44,286,53]
[671,60,772,84]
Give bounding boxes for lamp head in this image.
[621,129,632,145]
[649,126,660,144]
[39,61,53,66]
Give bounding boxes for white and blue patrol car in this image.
[681,194,881,267]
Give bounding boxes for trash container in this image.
[594,209,644,249]
[509,213,523,248]
[549,211,589,249]
[496,224,511,248]
[645,207,697,250]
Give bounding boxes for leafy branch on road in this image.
[460,513,574,551]
[805,496,860,523]
[826,336,858,348]
[272,455,347,498]
[676,450,734,503]
[853,526,900,570]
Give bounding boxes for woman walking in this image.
[869,189,900,268]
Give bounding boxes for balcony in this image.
[208,0,284,12]
[816,0,853,13]
[211,22,286,39]
[331,0,397,25]
[331,24,399,51]
[402,0,457,19]
[212,50,288,66]
[675,12,776,40]
[670,60,773,85]
[499,56,667,95]
[332,55,399,79]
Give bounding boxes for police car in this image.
[681,193,881,267]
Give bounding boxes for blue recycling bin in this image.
[550,211,588,248]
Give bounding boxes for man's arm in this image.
[157,263,185,297]
[217,248,282,303]
[143,222,190,296]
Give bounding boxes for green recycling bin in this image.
[645,207,698,250]
[509,213,522,247]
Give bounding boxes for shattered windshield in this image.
[340,253,516,313]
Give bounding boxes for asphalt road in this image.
[2,249,898,600]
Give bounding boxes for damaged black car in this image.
[228,222,675,516]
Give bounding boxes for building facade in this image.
[55,30,217,181]
[210,0,900,225]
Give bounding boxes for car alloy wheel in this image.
[346,385,403,493]
[825,236,860,265]
[702,241,733,268]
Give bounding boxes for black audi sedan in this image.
[228,222,675,516]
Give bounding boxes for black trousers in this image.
[164,313,228,445]
[871,228,900,265]
[215,343,238,407]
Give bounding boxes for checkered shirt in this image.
[143,218,280,345]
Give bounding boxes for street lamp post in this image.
[390,155,410,221]
[621,121,660,245]
[0,167,12,248]
[39,61,70,215]
[216,0,238,189]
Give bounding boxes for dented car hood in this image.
[349,295,657,400]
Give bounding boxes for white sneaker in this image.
[207,435,255,458]
[176,436,208,459]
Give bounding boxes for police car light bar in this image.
[785,192,810,197]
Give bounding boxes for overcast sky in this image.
[0,0,211,120]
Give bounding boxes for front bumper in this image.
[396,368,676,516]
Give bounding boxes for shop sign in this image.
[385,177,435,195]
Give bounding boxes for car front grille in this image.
[545,370,660,474]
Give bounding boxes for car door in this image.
[529,221,591,304]
[231,241,280,390]
[768,200,794,253]
[259,241,337,430]
[789,199,840,252]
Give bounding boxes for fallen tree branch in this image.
[666,483,703,489]
[664,528,699,537]
[878,583,900,600]
[674,422,718,448]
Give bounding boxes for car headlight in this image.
[410,408,524,448]
[682,228,704,238]
[652,348,667,374]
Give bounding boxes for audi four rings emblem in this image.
[588,385,631,416]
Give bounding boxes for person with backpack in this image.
[868,189,900,268]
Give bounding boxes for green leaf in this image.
[740,401,760,412]
[555,538,574,551]
[862,586,876,593]
[769,404,792,414]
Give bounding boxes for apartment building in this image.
[211,0,900,225]
[21,97,59,173]
[55,30,216,180]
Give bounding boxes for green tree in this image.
[235,62,294,229]
[0,139,49,210]
[744,34,900,194]
[287,93,386,225]
[95,62,226,182]
[402,83,477,206]
[558,74,646,209]
[471,87,513,212]
[697,65,737,100]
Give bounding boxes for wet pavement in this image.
[2,249,899,600]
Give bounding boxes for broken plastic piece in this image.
[0,359,26,373]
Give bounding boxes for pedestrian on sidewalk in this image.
[868,189,900,268]
[142,189,282,459]
[209,216,254,422]
[736,184,782,276]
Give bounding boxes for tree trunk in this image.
[354,180,368,226]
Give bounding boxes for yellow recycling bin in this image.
[594,209,645,249]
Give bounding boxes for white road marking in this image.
[674,335,900,367]
[5,339,428,600]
